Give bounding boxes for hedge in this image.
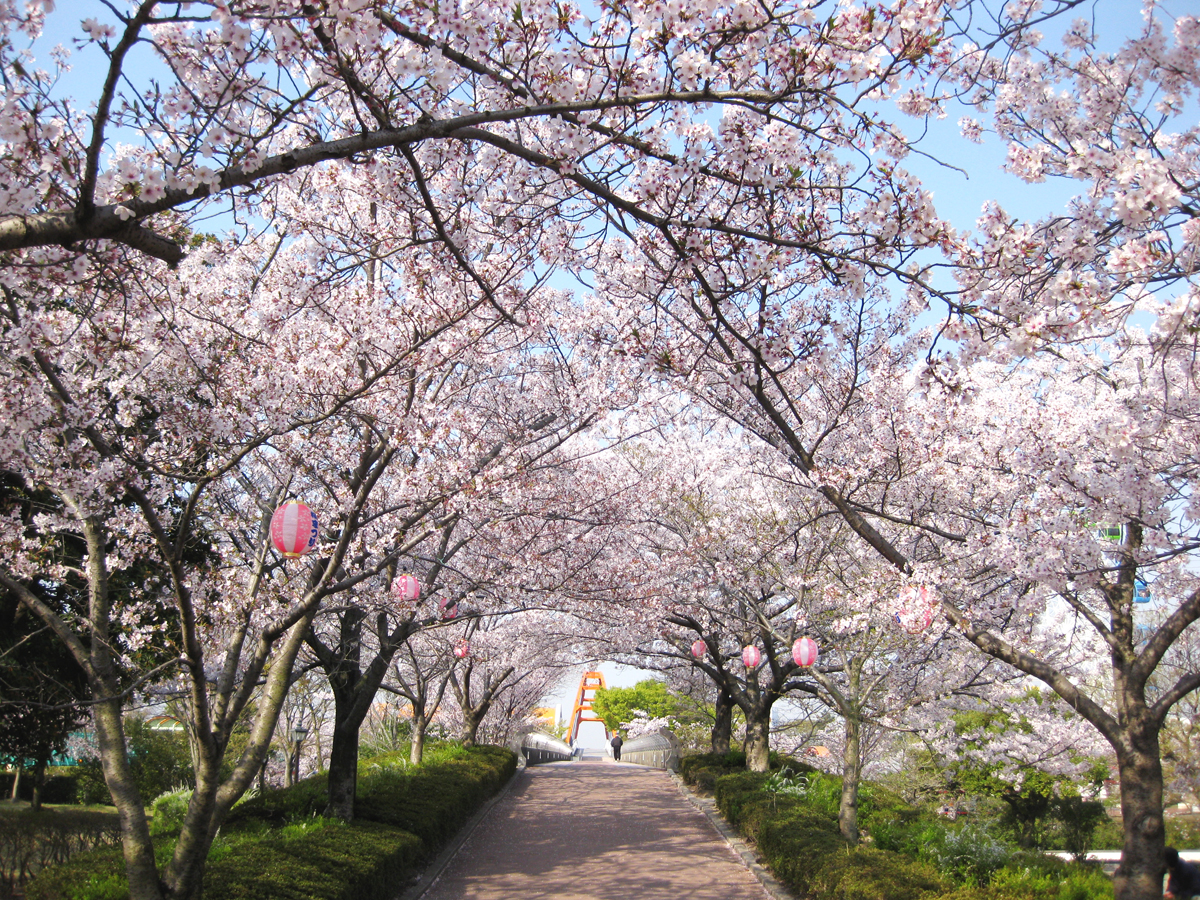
[0,770,84,805]
[678,750,817,793]
[202,822,423,900]
[701,765,1111,900]
[0,810,122,898]
[25,743,517,900]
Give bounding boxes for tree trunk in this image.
[285,738,296,788]
[711,688,733,755]
[10,766,21,801]
[93,694,163,900]
[410,717,427,766]
[839,714,862,845]
[30,757,46,812]
[1112,729,1167,900]
[325,717,358,821]
[744,709,771,773]
[81,514,163,900]
[462,711,483,748]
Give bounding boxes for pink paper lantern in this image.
[691,639,707,659]
[439,597,458,621]
[453,639,470,659]
[792,637,818,667]
[393,574,421,602]
[270,501,319,558]
[898,584,936,634]
[742,645,761,668]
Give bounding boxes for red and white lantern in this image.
[453,639,470,659]
[742,645,761,668]
[691,639,707,659]
[439,597,458,621]
[792,637,818,667]
[393,574,421,602]
[270,501,319,558]
[898,584,936,634]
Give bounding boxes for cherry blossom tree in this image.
[0,194,558,896]
[443,611,572,746]
[571,5,1200,896]
[384,627,457,765]
[5,3,1192,900]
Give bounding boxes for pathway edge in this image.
[669,771,795,900]
[396,753,529,900]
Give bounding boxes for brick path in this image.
[420,758,770,900]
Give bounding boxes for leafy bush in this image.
[26,743,517,900]
[74,718,193,806]
[709,769,947,900]
[24,848,128,900]
[0,770,82,805]
[203,821,422,900]
[0,811,121,899]
[703,766,1111,900]
[1167,816,1200,850]
[869,818,942,856]
[148,787,192,837]
[858,782,923,830]
[932,822,1013,885]
[762,767,842,816]
[1050,796,1108,859]
[939,855,1113,900]
[679,750,816,793]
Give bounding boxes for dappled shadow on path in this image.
[421,762,767,900]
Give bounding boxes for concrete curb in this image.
[397,753,529,900]
[669,771,796,900]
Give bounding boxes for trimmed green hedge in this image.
[710,771,945,900]
[25,743,517,900]
[702,766,1111,900]
[203,822,423,900]
[678,751,817,793]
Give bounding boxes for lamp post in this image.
[290,724,309,784]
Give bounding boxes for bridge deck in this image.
[419,757,769,900]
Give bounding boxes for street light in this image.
[290,724,309,784]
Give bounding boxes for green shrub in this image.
[23,847,127,900]
[223,773,330,826]
[148,787,192,837]
[73,719,193,806]
[817,847,946,900]
[709,769,946,900]
[932,822,1014,885]
[0,812,123,900]
[203,821,422,900]
[1166,816,1200,850]
[678,751,817,792]
[1050,796,1108,859]
[0,770,80,805]
[27,744,517,900]
[869,817,937,856]
[939,855,1113,900]
[704,766,1109,900]
[859,782,923,830]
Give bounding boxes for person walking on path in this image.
[610,732,623,761]
[1166,848,1200,900]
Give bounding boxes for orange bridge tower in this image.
[566,670,607,744]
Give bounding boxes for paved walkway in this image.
[420,758,770,900]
